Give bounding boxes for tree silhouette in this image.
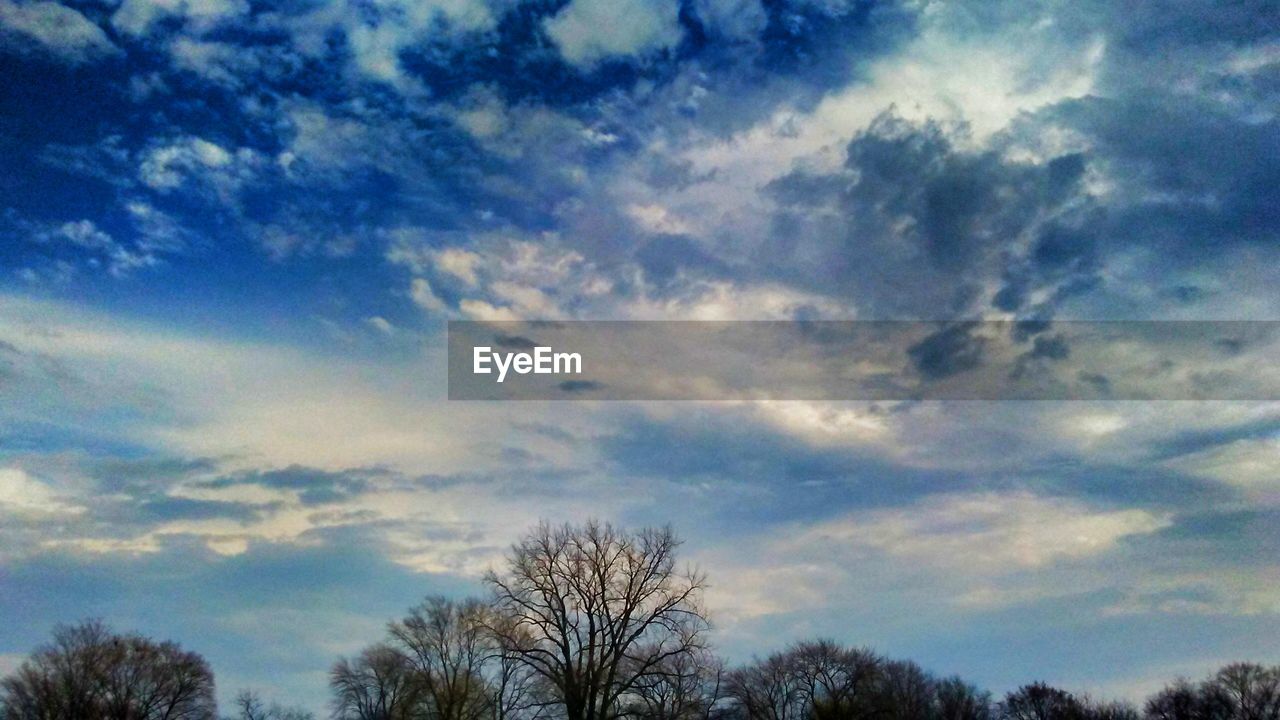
[485,521,710,720]
[0,619,215,720]
[330,645,423,720]
[1000,683,1083,720]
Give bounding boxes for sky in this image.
[1,0,1278,713]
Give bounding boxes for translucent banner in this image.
[447,321,1280,401]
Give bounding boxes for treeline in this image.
[2,521,1278,720]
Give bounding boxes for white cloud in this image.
[751,402,893,447]
[705,490,1171,620]
[365,316,395,335]
[168,37,258,87]
[692,0,765,41]
[139,136,230,189]
[280,104,402,177]
[276,0,500,89]
[0,467,81,515]
[621,280,853,320]
[410,277,449,314]
[138,136,261,205]
[544,0,683,67]
[0,0,118,63]
[125,201,188,252]
[388,228,854,321]
[51,219,114,250]
[34,219,161,277]
[0,295,641,569]
[391,234,603,319]
[434,248,482,286]
[626,203,693,235]
[671,14,1103,235]
[1167,436,1280,504]
[0,294,553,477]
[797,491,1170,571]
[111,0,248,36]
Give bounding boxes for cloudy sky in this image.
[1,0,1278,712]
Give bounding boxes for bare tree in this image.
[1081,700,1138,720]
[1144,666,1280,720]
[725,641,881,720]
[625,648,725,720]
[792,641,881,720]
[0,619,216,720]
[485,521,710,720]
[389,596,502,720]
[484,611,550,720]
[725,650,806,720]
[935,677,992,720]
[330,645,423,720]
[1212,665,1280,720]
[879,660,935,720]
[999,684,1085,720]
[1146,681,1204,720]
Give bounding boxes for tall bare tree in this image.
[485,521,709,720]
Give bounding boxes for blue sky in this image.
[1,0,1278,713]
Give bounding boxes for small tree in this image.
[1146,665,1280,720]
[725,640,882,720]
[0,619,216,720]
[936,677,993,720]
[330,645,422,720]
[1212,665,1280,720]
[1000,683,1084,720]
[879,660,936,720]
[390,597,495,720]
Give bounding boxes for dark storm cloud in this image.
[494,333,538,349]
[135,496,266,522]
[907,323,987,380]
[195,465,387,505]
[1028,334,1070,361]
[635,233,732,288]
[1042,93,1280,259]
[89,456,219,494]
[1144,417,1280,463]
[743,0,1278,322]
[763,112,1098,318]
